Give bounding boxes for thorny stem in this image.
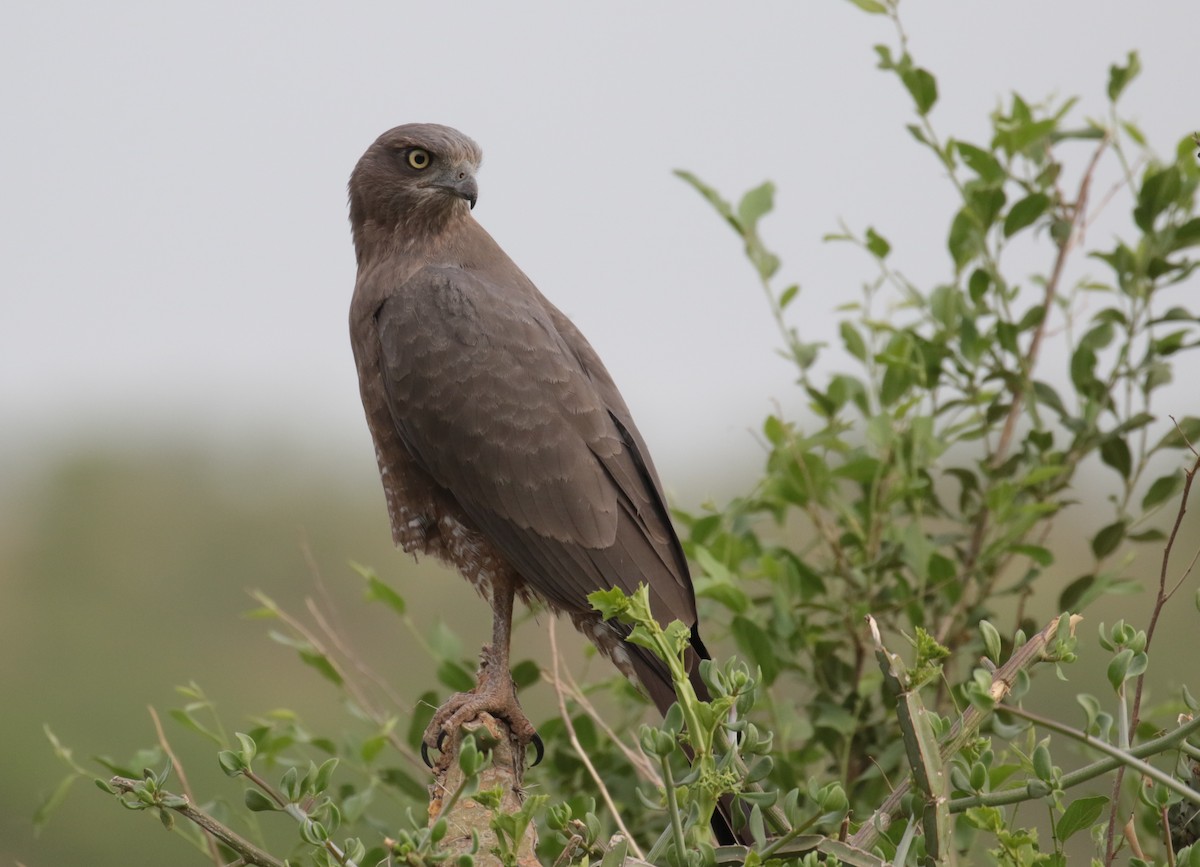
[849,614,1080,852]
[1105,441,1200,864]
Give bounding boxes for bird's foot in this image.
[421,645,543,768]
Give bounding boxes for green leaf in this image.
[1107,648,1133,691]
[1135,165,1182,232]
[1120,119,1147,146]
[1157,416,1200,450]
[956,142,1005,184]
[906,122,931,147]
[865,226,891,258]
[1080,320,1116,351]
[1100,437,1132,479]
[1142,472,1183,510]
[1168,216,1200,252]
[902,67,938,115]
[979,620,1002,663]
[587,586,631,620]
[511,659,541,690]
[436,660,477,693]
[406,691,437,751]
[1059,574,1094,612]
[1128,528,1165,543]
[696,577,750,613]
[840,321,868,361]
[364,574,406,616]
[244,788,278,812]
[737,182,775,231]
[168,706,223,745]
[1004,192,1051,237]
[730,616,780,685]
[1031,381,1067,418]
[1069,345,1098,392]
[1011,544,1054,566]
[33,774,77,831]
[967,267,991,304]
[675,170,742,238]
[929,284,961,328]
[1107,51,1141,102]
[833,456,883,483]
[1056,795,1108,842]
[948,208,981,271]
[845,0,888,13]
[361,733,387,763]
[234,732,257,763]
[1091,520,1126,558]
[300,649,343,686]
[218,750,247,777]
[1031,744,1054,782]
[995,117,1057,157]
[427,620,463,661]
[968,185,1007,228]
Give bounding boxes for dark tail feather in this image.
[625,635,752,847]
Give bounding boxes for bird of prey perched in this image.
[347,123,719,790]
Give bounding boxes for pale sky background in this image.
[2,1,1196,500]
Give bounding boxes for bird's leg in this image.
[421,572,540,765]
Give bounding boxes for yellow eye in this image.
[407,148,431,170]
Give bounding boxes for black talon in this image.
[421,730,449,768]
[529,732,544,767]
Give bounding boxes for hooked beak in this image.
[442,171,478,210]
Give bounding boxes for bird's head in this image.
[349,123,483,257]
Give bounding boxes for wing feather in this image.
[375,264,696,626]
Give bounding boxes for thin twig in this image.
[109,776,286,867]
[547,619,646,860]
[304,597,410,723]
[148,706,224,866]
[1161,804,1177,867]
[254,590,422,770]
[938,133,1111,646]
[1000,130,1109,462]
[1105,443,1200,863]
[542,652,660,784]
[299,542,409,713]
